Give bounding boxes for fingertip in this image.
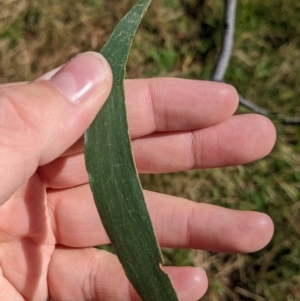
[244,114,277,159]
[229,211,274,253]
[218,82,240,113]
[248,212,274,252]
[163,266,208,301]
[257,114,277,156]
[199,81,239,127]
[211,113,276,167]
[48,51,112,104]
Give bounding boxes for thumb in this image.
[0,52,112,205]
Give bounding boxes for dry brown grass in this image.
[1,0,300,300]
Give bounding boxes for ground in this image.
[0,0,299,300]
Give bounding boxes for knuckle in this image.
[0,88,42,148]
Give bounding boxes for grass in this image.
[1,0,300,300]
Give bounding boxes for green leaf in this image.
[84,1,179,300]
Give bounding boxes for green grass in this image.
[1,0,300,300]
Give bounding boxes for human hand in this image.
[0,52,276,301]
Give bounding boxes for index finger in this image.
[61,78,239,157]
[126,78,238,138]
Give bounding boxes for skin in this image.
[0,52,276,301]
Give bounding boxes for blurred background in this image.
[1,0,299,300]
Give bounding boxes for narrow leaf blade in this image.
[84,1,179,300]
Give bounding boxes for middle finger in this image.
[39,113,275,188]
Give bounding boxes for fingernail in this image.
[50,52,110,103]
